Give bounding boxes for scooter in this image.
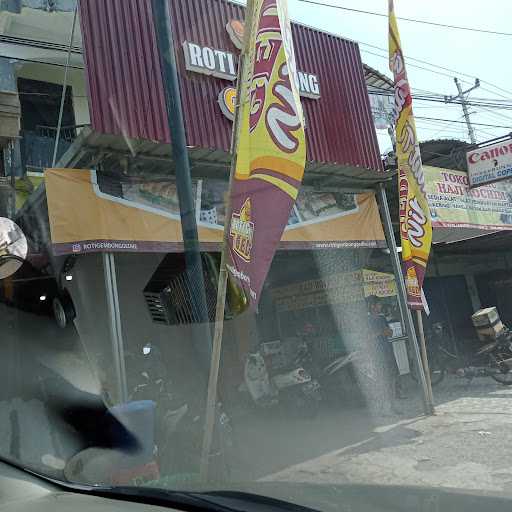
[295,340,372,402]
[243,350,321,417]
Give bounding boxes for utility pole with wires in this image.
[444,77,480,143]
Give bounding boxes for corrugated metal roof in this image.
[79,0,169,143]
[57,126,389,187]
[364,64,394,92]
[79,0,383,171]
[420,139,472,171]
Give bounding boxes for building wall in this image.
[0,58,88,178]
[1,0,76,13]
[0,58,16,90]
[79,0,383,171]
[67,252,257,404]
[15,62,89,127]
[0,57,23,180]
[21,0,76,11]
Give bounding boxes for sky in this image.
[5,1,511,155]
[280,0,512,153]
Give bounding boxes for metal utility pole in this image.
[151,0,212,363]
[103,252,128,404]
[52,2,78,168]
[377,183,434,416]
[444,77,480,144]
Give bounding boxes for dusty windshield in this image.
[2,0,512,510]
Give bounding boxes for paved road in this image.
[258,375,512,494]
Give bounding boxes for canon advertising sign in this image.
[467,139,512,187]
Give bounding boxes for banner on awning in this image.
[44,169,385,255]
[424,165,512,243]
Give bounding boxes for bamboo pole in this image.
[199,0,254,480]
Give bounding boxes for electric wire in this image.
[296,0,512,37]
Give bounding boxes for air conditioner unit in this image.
[143,253,225,325]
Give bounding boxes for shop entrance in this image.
[476,271,512,327]
[423,276,476,351]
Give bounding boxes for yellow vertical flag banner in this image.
[389,0,432,310]
[226,0,306,308]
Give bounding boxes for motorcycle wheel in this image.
[429,363,446,387]
[294,391,321,419]
[490,352,512,385]
[410,353,445,387]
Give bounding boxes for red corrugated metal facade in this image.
[79,0,383,171]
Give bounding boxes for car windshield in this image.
[2,0,512,510]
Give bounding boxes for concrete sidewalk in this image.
[261,376,512,494]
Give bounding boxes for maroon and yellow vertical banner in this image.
[227,0,306,309]
[389,0,432,309]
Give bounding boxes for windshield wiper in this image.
[71,485,321,512]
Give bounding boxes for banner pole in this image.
[199,1,254,480]
[102,252,128,404]
[377,183,434,415]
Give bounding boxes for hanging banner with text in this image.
[44,169,385,255]
[271,269,397,312]
[225,0,307,309]
[389,0,432,310]
[424,165,512,243]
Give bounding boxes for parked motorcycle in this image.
[243,349,321,418]
[412,322,512,386]
[296,340,374,403]
[130,343,234,478]
[460,330,512,385]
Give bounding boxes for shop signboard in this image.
[424,165,512,240]
[362,269,397,298]
[368,92,393,130]
[466,139,512,187]
[271,271,365,312]
[44,169,385,256]
[183,40,321,99]
[271,269,398,312]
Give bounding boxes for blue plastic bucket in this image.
[108,400,156,466]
